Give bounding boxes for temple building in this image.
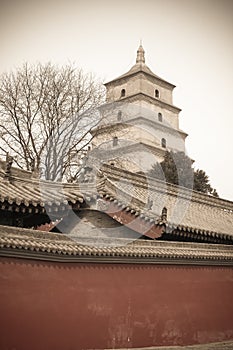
[91,45,187,171]
[0,158,233,349]
[0,47,233,350]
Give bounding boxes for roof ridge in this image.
[96,175,233,239]
[1,225,233,264]
[100,164,233,210]
[0,224,232,249]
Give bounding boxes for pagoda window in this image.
[158,112,162,122]
[113,136,118,146]
[161,138,166,148]
[155,89,160,98]
[121,89,126,97]
[117,111,122,121]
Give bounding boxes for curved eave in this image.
[128,116,188,138]
[166,223,233,243]
[117,92,182,113]
[90,142,166,161]
[92,115,187,138]
[105,65,176,89]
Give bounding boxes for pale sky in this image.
[0,0,233,200]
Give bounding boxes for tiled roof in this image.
[0,163,233,243]
[105,63,175,88]
[0,169,84,212]
[96,165,233,241]
[0,225,233,265]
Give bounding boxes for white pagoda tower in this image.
[91,45,187,172]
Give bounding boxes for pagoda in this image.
[91,45,187,171]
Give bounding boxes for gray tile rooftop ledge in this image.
[1,225,233,265]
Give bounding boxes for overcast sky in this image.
[1,0,233,200]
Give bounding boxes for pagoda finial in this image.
[136,42,145,64]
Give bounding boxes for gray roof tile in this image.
[0,164,233,241]
[0,225,232,264]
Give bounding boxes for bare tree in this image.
[0,62,105,180]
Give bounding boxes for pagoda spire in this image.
[136,42,145,64]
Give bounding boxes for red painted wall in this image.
[0,257,233,350]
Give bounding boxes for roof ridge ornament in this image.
[161,207,167,223]
[136,43,145,64]
[4,153,13,183]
